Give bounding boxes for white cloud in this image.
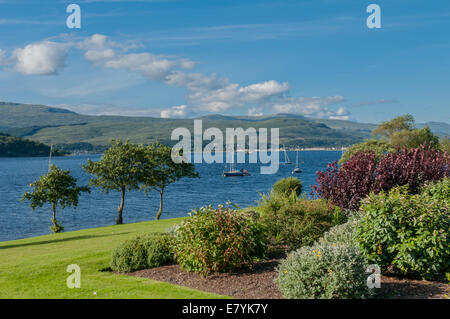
[12,41,68,75]
[248,107,264,117]
[165,72,289,112]
[160,105,189,118]
[81,34,195,81]
[103,53,177,80]
[328,107,350,120]
[4,33,352,120]
[272,96,348,119]
[240,80,289,103]
[84,34,108,48]
[84,48,115,62]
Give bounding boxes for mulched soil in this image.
[130,259,283,299]
[129,259,449,299]
[377,275,449,299]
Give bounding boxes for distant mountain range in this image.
[0,102,448,152]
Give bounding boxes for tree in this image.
[440,136,450,153]
[372,114,415,139]
[21,164,89,233]
[140,142,199,220]
[340,139,394,164]
[402,126,439,149]
[341,115,441,163]
[372,115,439,149]
[83,140,145,224]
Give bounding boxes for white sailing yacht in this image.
[280,145,292,165]
[292,150,302,174]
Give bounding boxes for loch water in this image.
[0,151,341,241]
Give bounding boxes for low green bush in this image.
[172,205,267,275]
[272,177,303,197]
[146,233,174,268]
[111,233,174,272]
[276,243,372,299]
[111,235,149,272]
[420,177,450,204]
[357,182,449,279]
[318,213,362,247]
[259,193,336,250]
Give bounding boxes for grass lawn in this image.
[0,218,227,299]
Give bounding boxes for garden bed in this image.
[130,259,283,299]
[377,275,448,299]
[129,260,449,299]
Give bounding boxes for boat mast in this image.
[48,144,53,172]
[283,145,290,163]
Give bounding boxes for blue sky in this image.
[0,0,449,124]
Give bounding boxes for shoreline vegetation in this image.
[0,133,67,158]
[0,147,347,158]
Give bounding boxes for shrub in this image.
[318,213,362,247]
[111,235,149,272]
[313,152,378,211]
[276,243,372,299]
[272,177,303,197]
[375,146,449,195]
[420,177,450,204]
[146,233,174,268]
[259,193,336,250]
[172,205,267,275]
[356,184,449,279]
[111,233,174,272]
[339,139,394,164]
[313,145,449,210]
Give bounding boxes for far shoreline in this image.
[0,148,346,158]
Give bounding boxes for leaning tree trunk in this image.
[155,189,164,220]
[117,187,125,224]
[50,203,63,233]
[51,204,57,229]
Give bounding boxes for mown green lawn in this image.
[0,218,227,299]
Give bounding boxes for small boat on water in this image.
[292,150,302,174]
[223,163,250,177]
[280,146,292,165]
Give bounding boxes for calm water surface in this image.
[0,151,341,241]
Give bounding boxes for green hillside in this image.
[0,102,377,152]
[2,101,447,153]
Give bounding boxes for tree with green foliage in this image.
[83,140,145,224]
[441,136,450,153]
[341,115,441,163]
[372,114,415,138]
[140,142,199,220]
[21,164,89,233]
[340,139,394,164]
[372,114,439,149]
[272,177,303,197]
